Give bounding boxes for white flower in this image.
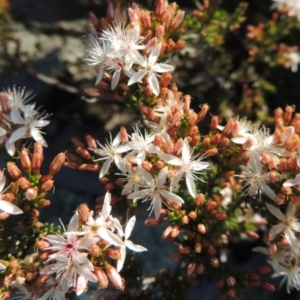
[239,152,276,200]
[145,113,170,142]
[128,43,174,96]
[84,35,112,85]
[272,260,300,293]
[285,51,300,72]
[114,216,147,272]
[43,212,99,259]
[266,202,300,246]
[85,192,124,246]
[41,253,97,288]
[154,90,184,116]
[8,109,49,148]
[272,0,300,21]
[158,138,209,198]
[127,166,184,219]
[0,172,23,214]
[126,125,160,165]
[119,164,149,195]
[11,284,40,300]
[93,132,129,178]
[220,187,233,208]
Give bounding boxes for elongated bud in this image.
[171,10,185,29]
[210,116,219,131]
[49,153,66,175]
[187,262,196,276]
[76,147,91,160]
[284,105,294,123]
[20,148,31,173]
[77,203,90,223]
[106,248,121,260]
[95,267,109,289]
[7,162,22,180]
[260,281,275,291]
[105,263,124,290]
[41,180,54,192]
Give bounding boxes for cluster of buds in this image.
[0,87,50,156]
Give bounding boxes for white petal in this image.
[128,70,146,85]
[125,240,147,252]
[186,175,196,198]
[30,128,47,146]
[266,203,284,220]
[98,228,124,246]
[117,246,126,272]
[148,71,160,96]
[5,140,15,156]
[160,190,184,203]
[75,265,97,283]
[0,200,23,214]
[95,64,104,85]
[111,70,120,90]
[283,174,300,187]
[156,167,167,188]
[158,153,183,166]
[269,223,284,240]
[127,189,149,200]
[231,136,248,144]
[262,185,276,201]
[99,157,113,178]
[153,194,162,219]
[9,126,28,143]
[10,108,24,124]
[182,139,191,164]
[149,43,161,63]
[155,63,174,73]
[0,174,6,191]
[125,216,136,239]
[67,211,79,232]
[102,192,112,219]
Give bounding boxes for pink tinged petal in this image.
[248,185,259,197]
[67,211,79,232]
[9,126,28,143]
[128,70,146,85]
[153,194,162,219]
[186,174,196,198]
[160,190,184,204]
[263,185,276,201]
[117,245,126,272]
[5,140,15,156]
[125,240,147,252]
[269,223,284,240]
[75,265,97,283]
[158,152,183,166]
[79,237,100,248]
[0,199,23,214]
[125,216,136,239]
[95,64,104,85]
[44,234,65,245]
[98,227,124,246]
[148,71,160,96]
[30,128,48,146]
[283,174,300,187]
[266,203,284,220]
[99,157,113,178]
[156,167,167,188]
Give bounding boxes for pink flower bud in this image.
[280,126,295,142]
[171,10,185,29]
[95,267,109,289]
[105,263,124,290]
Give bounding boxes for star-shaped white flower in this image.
[239,152,276,201]
[93,132,129,178]
[128,43,174,96]
[266,202,300,246]
[114,216,147,272]
[127,167,184,219]
[158,138,209,198]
